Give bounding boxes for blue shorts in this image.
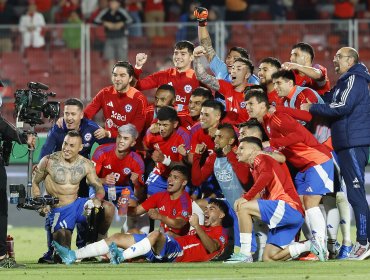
[258,199,304,248]
[47,197,88,233]
[133,233,182,262]
[146,172,168,196]
[295,159,334,195]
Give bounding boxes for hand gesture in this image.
[177,144,188,157]
[222,144,232,155]
[193,7,208,26]
[195,143,207,154]
[149,123,159,134]
[94,127,109,139]
[193,46,206,58]
[103,173,116,186]
[136,53,148,68]
[282,62,300,71]
[148,209,161,220]
[151,149,165,163]
[189,213,200,227]
[27,133,36,150]
[56,117,64,128]
[300,98,312,111]
[130,172,139,185]
[234,197,248,212]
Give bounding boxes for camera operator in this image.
[32,131,114,256]
[0,83,36,268]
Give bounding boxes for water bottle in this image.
[6,235,14,258]
[107,185,116,202]
[118,188,130,216]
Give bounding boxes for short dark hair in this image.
[66,130,82,139]
[201,100,225,120]
[157,84,176,98]
[271,69,296,84]
[157,106,178,122]
[112,61,134,77]
[229,46,250,60]
[65,98,83,110]
[244,90,269,108]
[239,136,263,150]
[292,42,315,62]
[192,87,214,100]
[238,118,267,141]
[259,57,281,69]
[170,164,189,182]
[234,57,254,74]
[217,123,237,143]
[208,198,231,227]
[174,40,194,54]
[244,84,266,95]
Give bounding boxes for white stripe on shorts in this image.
[314,163,334,192]
[269,200,285,229]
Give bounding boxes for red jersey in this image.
[144,127,190,177]
[92,143,145,187]
[141,191,192,236]
[263,112,332,171]
[283,85,319,109]
[244,154,304,215]
[218,80,249,125]
[292,64,330,95]
[267,89,283,106]
[84,86,148,137]
[134,67,200,111]
[175,225,228,262]
[190,122,215,154]
[144,0,164,12]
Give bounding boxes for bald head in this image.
[333,47,359,75]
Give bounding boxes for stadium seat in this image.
[1,51,25,65]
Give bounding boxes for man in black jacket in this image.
[0,81,35,268]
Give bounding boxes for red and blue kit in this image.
[292,64,330,95]
[190,122,215,154]
[141,191,192,236]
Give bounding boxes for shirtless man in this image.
[32,130,115,249]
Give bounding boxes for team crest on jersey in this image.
[181,210,188,218]
[184,84,192,93]
[106,118,114,128]
[125,104,132,112]
[84,133,92,142]
[266,125,270,134]
[173,209,177,216]
[240,101,246,108]
[123,168,131,175]
[171,146,177,153]
[219,236,225,244]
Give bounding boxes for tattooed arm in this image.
[193,48,220,91]
[198,25,216,62]
[32,156,49,197]
[85,159,105,200]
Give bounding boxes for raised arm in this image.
[193,46,220,91]
[194,7,216,62]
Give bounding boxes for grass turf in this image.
[1,227,370,280]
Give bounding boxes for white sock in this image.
[240,233,252,256]
[302,212,313,240]
[75,240,109,259]
[322,195,339,251]
[336,191,352,245]
[306,207,327,244]
[253,219,268,261]
[191,201,205,227]
[288,240,311,259]
[123,237,151,260]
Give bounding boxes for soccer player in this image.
[226,137,305,263]
[144,106,190,196]
[282,42,330,95]
[91,124,147,233]
[134,40,200,112]
[194,6,259,85]
[193,46,251,125]
[84,61,148,137]
[257,57,282,106]
[32,131,115,250]
[53,198,228,264]
[245,90,334,260]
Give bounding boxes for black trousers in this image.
[0,163,7,256]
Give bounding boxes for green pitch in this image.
[2,227,370,280]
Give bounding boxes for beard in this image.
[215,148,224,157]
